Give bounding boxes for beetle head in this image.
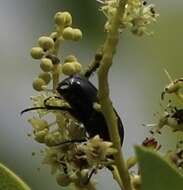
[57,76,75,101]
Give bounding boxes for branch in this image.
[98,1,133,190]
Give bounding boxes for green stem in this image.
[98,1,132,190]
[0,163,31,190]
[111,165,124,189]
[51,27,64,92]
[52,64,60,92]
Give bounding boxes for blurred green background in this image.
[0,0,183,189]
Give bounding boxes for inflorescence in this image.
[26,10,118,188]
[98,0,159,36]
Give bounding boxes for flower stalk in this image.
[98,0,133,190]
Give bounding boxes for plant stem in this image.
[98,1,132,190]
[52,64,60,92]
[51,27,64,92]
[111,165,124,189]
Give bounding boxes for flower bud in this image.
[38,36,54,50]
[28,118,49,131]
[54,11,72,27]
[72,28,82,41]
[40,58,53,72]
[38,72,51,84]
[49,32,58,42]
[34,129,48,143]
[30,47,44,59]
[73,61,82,73]
[131,175,141,189]
[32,78,46,91]
[62,27,74,40]
[62,61,81,75]
[165,81,183,94]
[64,55,77,63]
[56,174,71,186]
[44,132,62,146]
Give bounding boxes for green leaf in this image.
[0,162,31,190]
[135,146,183,190]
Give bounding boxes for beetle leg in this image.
[83,168,97,185]
[84,51,103,78]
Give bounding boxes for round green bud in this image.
[32,78,46,91]
[62,61,82,75]
[38,36,54,50]
[72,29,82,41]
[165,81,182,94]
[62,27,74,40]
[34,129,48,143]
[30,47,44,59]
[56,174,71,187]
[38,72,51,84]
[28,118,49,131]
[64,55,77,63]
[62,12,72,26]
[40,58,53,72]
[54,11,72,26]
[73,61,82,73]
[62,62,76,76]
[44,132,62,146]
[49,32,58,42]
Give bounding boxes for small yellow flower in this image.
[79,135,117,166]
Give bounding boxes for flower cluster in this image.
[143,74,183,172]
[30,11,83,92]
[144,74,183,134]
[25,10,118,188]
[99,0,159,36]
[42,135,117,187]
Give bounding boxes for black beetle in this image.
[21,54,124,145]
[56,74,124,144]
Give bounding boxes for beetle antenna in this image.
[21,104,73,115]
[20,107,47,115]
